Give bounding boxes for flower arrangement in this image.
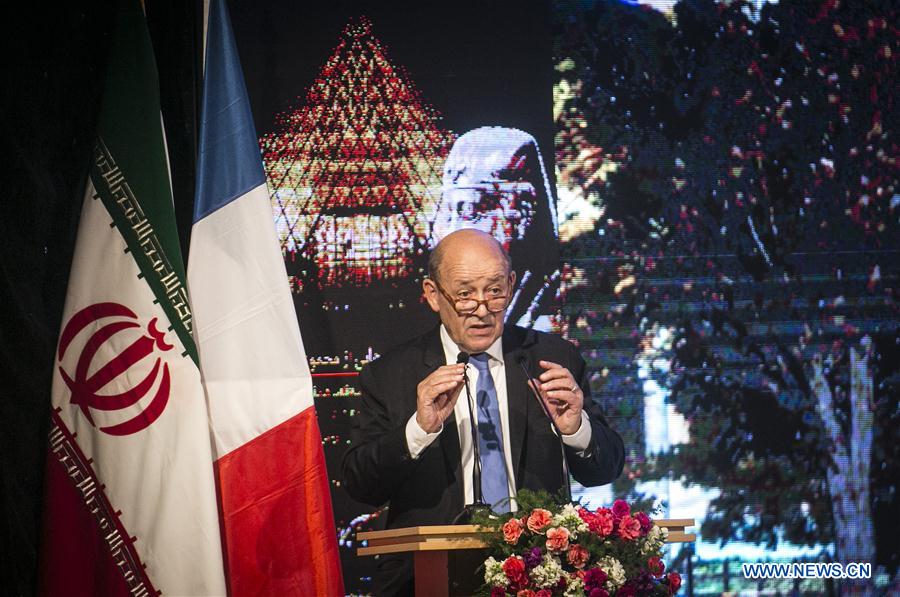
[475,490,681,596]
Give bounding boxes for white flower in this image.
[484,556,508,588]
[598,555,626,590]
[552,503,589,538]
[563,572,585,597]
[530,553,564,589]
[640,525,667,555]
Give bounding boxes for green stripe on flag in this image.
[88,0,197,362]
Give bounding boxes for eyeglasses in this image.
[432,279,510,315]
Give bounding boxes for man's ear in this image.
[423,278,441,313]
[509,269,517,289]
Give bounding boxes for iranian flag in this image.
[187,0,344,594]
[38,1,227,596]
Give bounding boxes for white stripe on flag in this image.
[189,184,313,457]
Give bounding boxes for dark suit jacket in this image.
[341,325,625,594]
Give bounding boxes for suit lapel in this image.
[503,326,537,484]
[421,328,464,501]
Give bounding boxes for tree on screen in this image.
[554,0,898,590]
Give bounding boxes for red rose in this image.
[577,508,597,529]
[545,526,570,552]
[588,589,609,597]
[667,572,682,594]
[635,511,653,534]
[526,509,552,533]
[580,507,614,537]
[611,499,630,519]
[647,555,665,577]
[617,583,637,597]
[535,590,552,597]
[582,567,608,591]
[490,588,506,597]
[516,591,535,597]
[617,514,642,540]
[502,556,529,589]
[594,508,614,536]
[566,544,590,569]
[503,518,525,544]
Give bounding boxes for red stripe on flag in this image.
[216,406,344,596]
[310,372,359,378]
[38,417,149,597]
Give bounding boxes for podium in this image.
[358,520,695,596]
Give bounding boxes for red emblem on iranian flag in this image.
[57,302,173,436]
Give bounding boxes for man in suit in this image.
[341,229,624,594]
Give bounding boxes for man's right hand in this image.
[415,364,465,433]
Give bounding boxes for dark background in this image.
[230,0,556,169]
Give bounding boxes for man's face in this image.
[433,185,535,251]
[424,238,515,354]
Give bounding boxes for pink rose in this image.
[647,555,665,577]
[588,590,609,597]
[526,508,552,533]
[667,571,682,594]
[503,556,529,589]
[617,514,642,540]
[611,499,630,519]
[566,544,590,569]
[545,526,570,552]
[503,518,525,544]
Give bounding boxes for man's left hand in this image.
[537,360,584,435]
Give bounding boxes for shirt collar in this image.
[439,324,505,365]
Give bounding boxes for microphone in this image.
[453,351,488,523]
[517,356,572,502]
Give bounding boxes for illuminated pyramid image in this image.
[261,17,454,289]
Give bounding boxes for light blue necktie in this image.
[470,353,510,513]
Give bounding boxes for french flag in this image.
[187,0,344,594]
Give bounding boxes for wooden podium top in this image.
[357,519,695,556]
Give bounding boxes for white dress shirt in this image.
[404,325,592,507]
